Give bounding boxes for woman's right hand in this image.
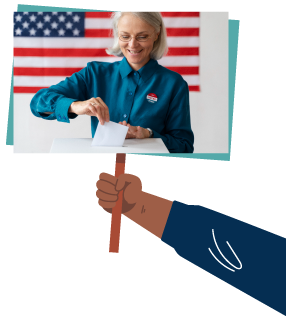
[69,97,110,125]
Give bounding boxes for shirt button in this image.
[123,114,127,118]
[128,92,133,96]
[58,115,61,119]
[134,72,137,76]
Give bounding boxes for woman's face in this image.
[118,14,159,71]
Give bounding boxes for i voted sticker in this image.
[146,93,158,103]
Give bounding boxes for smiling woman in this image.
[107,12,167,67]
[118,17,159,70]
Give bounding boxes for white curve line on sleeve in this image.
[208,248,235,272]
[212,229,242,270]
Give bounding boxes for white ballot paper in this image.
[91,121,128,147]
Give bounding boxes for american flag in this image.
[13,11,200,94]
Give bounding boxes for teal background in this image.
[7,5,239,161]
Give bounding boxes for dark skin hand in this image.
[96,173,173,238]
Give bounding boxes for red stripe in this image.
[165,66,199,75]
[14,86,199,93]
[161,12,200,17]
[14,87,48,93]
[85,12,114,18]
[166,28,199,37]
[85,29,113,37]
[167,47,199,56]
[14,48,110,57]
[14,47,198,57]
[188,85,200,91]
[85,11,200,18]
[14,67,82,76]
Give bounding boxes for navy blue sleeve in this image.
[161,201,286,316]
[30,64,91,123]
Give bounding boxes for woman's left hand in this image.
[119,121,150,139]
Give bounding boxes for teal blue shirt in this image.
[30,57,194,153]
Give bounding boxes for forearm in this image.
[153,130,194,153]
[123,191,173,238]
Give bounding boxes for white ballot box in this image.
[50,138,170,153]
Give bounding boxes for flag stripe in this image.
[85,29,113,37]
[188,85,200,91]
[14,48,110,57]
[14,66,199,76]
[85,12,113,18]
[14,86,48,93]
[166,28,199,37]
[167,47,199,56]
[161,12,200,17]
[85,12,200,18]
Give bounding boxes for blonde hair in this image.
[106,12,168,60]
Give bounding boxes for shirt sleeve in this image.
[30,64,91,123]
[153,80,194,153]
[161,201,286,316]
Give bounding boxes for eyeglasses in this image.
[119,30,156,42]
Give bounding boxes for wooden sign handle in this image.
[109,153,126,253]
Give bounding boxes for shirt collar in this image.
[119,57,159,82]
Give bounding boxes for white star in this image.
[29,28,36,36]
[52,12,58,15]
[66,12,73,15]
[58,28,65,36]
[22,21,29,29]
[65,22,73,29]
[29,14,36,22]
[15,27,22,35]
[51,21,58,29]
[15,14,22,22]
[23,12,29,15]
[73,14,80,22]
[37,21,44,29]
[73,28,80,36]
[37,12,43,15]
[43,28,51,36]
[58,14,66,22]
[44,14,51,22]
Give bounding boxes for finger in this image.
[89,102,101,123]
[128,125,137,134]
[96,180,118,195]
[123,121,127,126]
[96,97,110,122]
[94,104,104,125]
[99,173,117,185]
[96,190,118,202]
